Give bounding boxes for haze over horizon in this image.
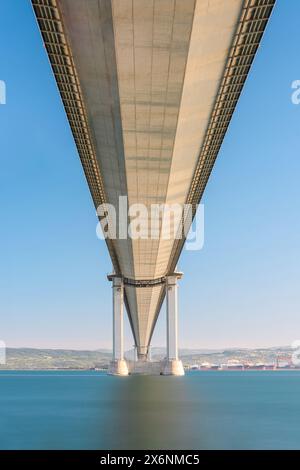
[3,342,294,353]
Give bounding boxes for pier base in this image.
[108,359,129,376]
[162,359,184,376]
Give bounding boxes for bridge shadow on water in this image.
[0,371,209,449]
[93,371,300,450]
[1,371,300,449]
[102,374,204,449]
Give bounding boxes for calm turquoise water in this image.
[0,370,300,449]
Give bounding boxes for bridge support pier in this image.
[162,273,184,376]
[107,275,128,376]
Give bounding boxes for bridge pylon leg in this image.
[162,273,184,376]
[107,275,128,376]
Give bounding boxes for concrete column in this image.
[134,345,138,362]
[113,276,124,361]
[162,272,184,376]
[166,275,179,360]
[148,346,152,362]
[107,274,128,376]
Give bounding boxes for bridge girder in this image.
[32,0,275,356]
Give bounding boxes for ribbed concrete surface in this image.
[55,0,243,355]
[32,0,275,356]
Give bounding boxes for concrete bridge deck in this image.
[32,0,275,374]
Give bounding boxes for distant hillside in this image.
[150,346,292,365]
[0,346,292,370]
[1,348,111,370]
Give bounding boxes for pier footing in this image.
[162,359,185,376]
[108,359,129,376]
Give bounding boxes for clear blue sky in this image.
[1,0,300,350]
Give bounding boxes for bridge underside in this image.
[32,0,275,358]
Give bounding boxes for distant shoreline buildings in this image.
[187,355,296,371]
